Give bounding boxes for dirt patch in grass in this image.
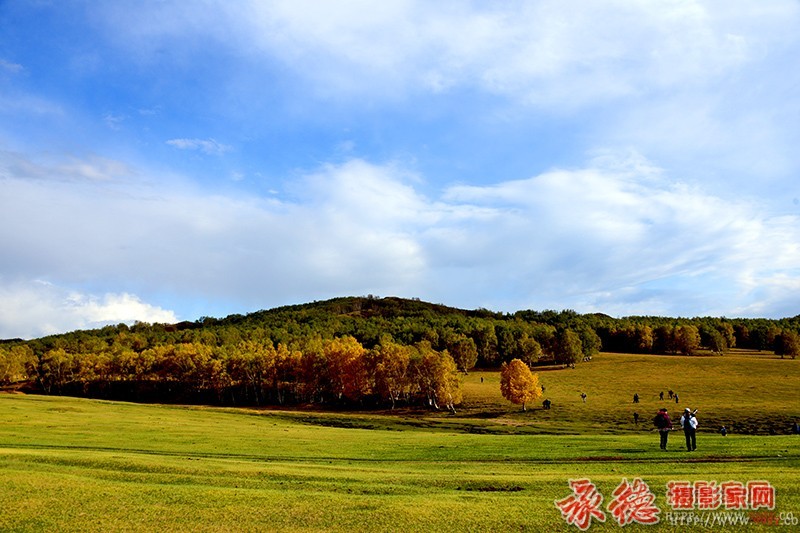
[575,456,626,462]
[458,485,525,492]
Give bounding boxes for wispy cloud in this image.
[0,59,23,73]
[0,150,134,183]
[2,150,799,337]
[94,1,800,191]
[104,113,126,130]
[2,1,799,338]
[166,138,232,155]
[97,1,795,104]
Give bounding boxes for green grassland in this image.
[1,351,799,531]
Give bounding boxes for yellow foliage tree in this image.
[372,340,411,409]
[500,358,541,411]
[324,336,369,402]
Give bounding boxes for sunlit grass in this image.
[1,350,799,531]
[465,350,800,434]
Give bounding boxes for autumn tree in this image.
[633,324,654,353]
[717,322,736,350]
[38,348,75,393]
[775,330,800,359]
[226,341,276,404]
[499,358,541,411]
[274,343,302,404]
[409,341,461,412]
[749,323,780,351]
[448,334,478,373]
[372,340,411,408]
[116,345,156,381]
[0,345,35,384]
[299,337,328,403]
[434,350,462,413]
[323,336,369,402]
[674,325,701,355]
[652,325,675,354]
[733,324,750,348]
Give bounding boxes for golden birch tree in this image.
[500,358,541,411]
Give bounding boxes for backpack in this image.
[653,412,666,428]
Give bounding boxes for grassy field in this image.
[1,351,799,531]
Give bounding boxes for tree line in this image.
[0,336,462,411]
[1,296,797,408]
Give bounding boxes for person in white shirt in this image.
[680,408,698,451]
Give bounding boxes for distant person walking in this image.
[580,392,587,403]
[542,399,551,410]
[674,394,679,404]
[793,421,799,435]
[681,408,698,451]
[719,425,728,437]
[633,393,639,403]
[634,412,639,424]
[654,408,673,450]
[659,391,664,401]
[668,389,674,399]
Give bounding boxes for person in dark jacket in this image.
[654,408,673,450]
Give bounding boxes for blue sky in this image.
[2,1,800,339]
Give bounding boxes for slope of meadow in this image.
[465,350,799,435]
[1,351,798,531]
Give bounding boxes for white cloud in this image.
[2,148,800,339]
[0,152,431,328]
[90,0,800,196]
[2,1,798,339]
[0,280,177,340]
[437,152,800,316]
[95,0,797,105]
[0,150,134,183]
[84,1,800,196]
[166,138,231,155]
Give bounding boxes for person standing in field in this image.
[580,392,587,403]
[634,412,639,424]
[653,408,673,450]
[681,408,698,451]
[660,391,664,401]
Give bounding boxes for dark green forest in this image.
[1,296,798,409]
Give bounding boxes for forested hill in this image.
[1,296,798,408]
[206,295,499,325]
